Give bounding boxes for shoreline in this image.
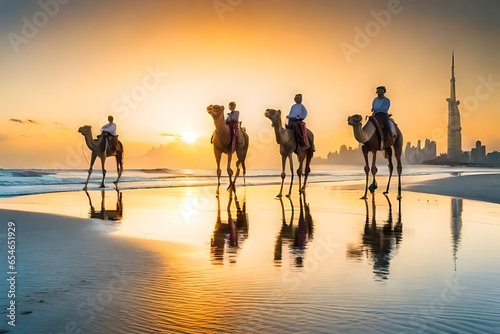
[2,164,499,198]
[0,172,499,211]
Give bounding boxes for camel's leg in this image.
[296,155,303,194]
[384,147,393,194]
[114,151,123,185]
[301,148,313,193]
[286,154,294,198]
[241,160,247,186]
[361,145,370,199]
[234,148,246,190]
[99,156,107,188]
[395,149,403,199]
[369,151,378,194]
[226,152,235,192]
[277,154,287,198]
[234,160,241,189]
[83,152,98,190]
[214,149,222,196]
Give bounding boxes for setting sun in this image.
[181,131,197,144]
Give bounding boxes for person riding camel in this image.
[286,93,311,150]
[226,101,240,153]
[371,86,396,138]
[100,115,118,151]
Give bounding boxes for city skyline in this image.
[318,136,500,165]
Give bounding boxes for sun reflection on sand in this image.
[112,187,215,246]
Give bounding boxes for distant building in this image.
[326,143,364,165]
[446,52,463,160]
[470,140,486,163]
[318,138,438,165]
[405,139,437,164]
[486,151,500,164]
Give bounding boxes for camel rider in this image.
[226,101,240,152]
[100,115,118,150]
[371,86,396,138]
[286,93,310,150]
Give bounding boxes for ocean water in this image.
[0,164,495,197]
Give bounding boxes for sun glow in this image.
[181,132,197,144]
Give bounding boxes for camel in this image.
[78,125,124,190]
[207,105,249,195]
[347,114,403,199]
[264,109,314,197]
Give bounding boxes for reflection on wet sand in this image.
[84,188,123,221]
[274,193,314,267]
[210,192,249,264]
[451,198,463,271]
[347,194,402,280]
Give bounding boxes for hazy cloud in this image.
[160,133,181,138]
[0,134,10,141]
[9,118,41,124]
[53,122,70,130]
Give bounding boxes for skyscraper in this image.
[446,52,462,159]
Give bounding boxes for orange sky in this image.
[1,1,500,168]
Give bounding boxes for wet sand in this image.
[404,173,500,204]
[1,175,500,333]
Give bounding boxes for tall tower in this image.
[446,52,462,160]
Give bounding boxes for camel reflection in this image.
[347,194,402,280]
[84,188,123,221]
[274,193,314,267]
[210,193,249,264]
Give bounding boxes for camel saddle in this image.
[102,133,118,155]
[210,122,246,150]
[234,126,246,149]
[288,121,310,153]
[368,115,396,150]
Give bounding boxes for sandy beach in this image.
[404,173,500,204]
[1,174,500,333]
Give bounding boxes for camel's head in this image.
[347,114,363,126]
[78,125,92,135]
[264,108,281,124]
[206,104,224,118]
